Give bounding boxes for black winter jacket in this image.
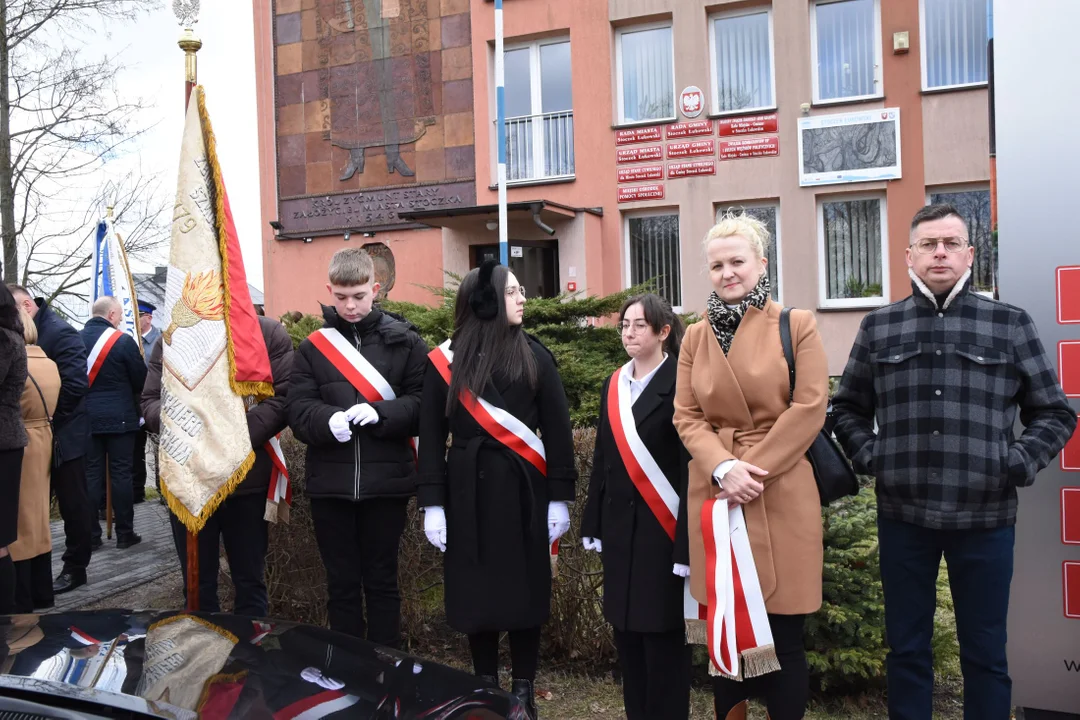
[79,317,147,435]
[288,306,427,500]
[141,315,293,497]
[32,300,89,462]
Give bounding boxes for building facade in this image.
[255,0,991,373]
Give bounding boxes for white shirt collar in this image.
[619,354,668,389]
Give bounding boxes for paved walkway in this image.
[49,500,179,611]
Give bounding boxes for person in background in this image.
[0,285,29,613]
[288,248,427,648]
[10,306,60,612]
[674,213,828,720]
[581,293,691,720]
[416,260,577,719]
[131,299,159,506]
[138,300,161,359]
[79,296,147,550]
[832,204,1078,720]
[142,311,293,616]
[7,285,93,594]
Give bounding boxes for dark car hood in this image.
[0,610,526,719]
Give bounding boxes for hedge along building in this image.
[255,0,992,374]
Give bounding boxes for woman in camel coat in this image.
[10,307,60,612]
[674,213,827,720]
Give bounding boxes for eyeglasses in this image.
[910,237,969,254]
[505,285,526,298]
[617,320,651,334]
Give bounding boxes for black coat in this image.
[78,317,146,435]
[581,358,691,633]
[416,335,578,634]
[141,315,294,497]
[32,300,89,462]
[288,306,427,501]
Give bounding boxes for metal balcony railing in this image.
[498,110,575,183]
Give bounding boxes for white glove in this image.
[423,506,447,552]
[138,417,145,428]
[582,537,602,553]
[345,403,380,427]
[672,563,690,578]
[548,501,570,545]
[300,667,345,690]
[328,411,352,443]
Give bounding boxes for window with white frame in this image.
[716,204,781,301]
[818,195,888,307]
[627,213,682,308]
[710,8,775,114]
[502,38,574,183]
[929,187,995,295]
[921,0,990,90]
[616,24,675,124]
[811,0,882,103]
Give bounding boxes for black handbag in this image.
[779,308,859,506]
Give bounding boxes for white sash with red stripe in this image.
[700,498,779,680]
[606,363,680,540]
[428,340,547,475]
[429,340,559,567]
[274,689,360,720]
[264,434,291,524]
[308,328,418,458]
[86,327,121,387]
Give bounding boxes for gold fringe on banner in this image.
[161,450,255,534]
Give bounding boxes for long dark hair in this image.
[0,284,23,336]
[447,264,537,414]
[619,293,684,358]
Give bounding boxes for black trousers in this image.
[86,432,136,539]
[52,456,92,574]
[310,497,409,648]
[14,552,54,612]
[467,626,542,681]
[614,629,692,720]
[713,613,809,720]
[132,428,147,501]
[169,491,269,616]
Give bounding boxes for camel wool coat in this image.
[674,301,828,615]
[10,345,60,562]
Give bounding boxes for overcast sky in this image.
[79,2,263,288]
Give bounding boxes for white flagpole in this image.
[495,0,508,265]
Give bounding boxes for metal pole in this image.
[178,23,201,614]
[495,0,508,265]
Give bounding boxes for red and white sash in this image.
[264,434,291,524]
[700,498,779,680]
[308,328,418,458]
[606,363,681,540]
[274,689,360,720]
[86,327,121,387]
[428,340,547,476]
[429,340,558,567]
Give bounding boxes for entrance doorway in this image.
[471,241,560,299]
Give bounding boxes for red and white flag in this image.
[264,435,291,524]
[700,498,779,680]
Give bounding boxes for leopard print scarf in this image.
[705,274,771,354]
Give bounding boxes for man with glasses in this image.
[832,204,1076,719]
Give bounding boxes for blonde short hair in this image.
[704,212,771,260]
[20,307,37,344]
[328,247,375,287]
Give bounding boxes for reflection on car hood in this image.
[0,610,527,719]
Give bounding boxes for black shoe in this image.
[116,534,142,550]
[91,537,103,550]
[511,679,537,720]
[53,571,87,594]
[133,495,145,505]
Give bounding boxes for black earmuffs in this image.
[469,259,500,321]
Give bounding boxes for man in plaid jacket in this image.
[833,204,1076,720]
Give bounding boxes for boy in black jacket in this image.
[288,248,427,649]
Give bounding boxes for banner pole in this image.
[179,21,202,614]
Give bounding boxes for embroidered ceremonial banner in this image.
[86,328,122,387]
[701,498,779,680]
[137,615,237,711]
[159,87,274,533]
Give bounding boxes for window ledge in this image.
[810,95,886,110]
[920,82,989,97]
[707,107,778,119]
[816,301,888,312]
[488,176,576,190]
[611,118,677,130]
